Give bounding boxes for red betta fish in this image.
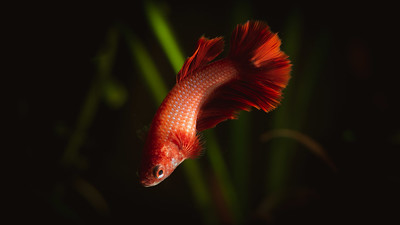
[139,21,291,187]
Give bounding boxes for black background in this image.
[13,1,399,224]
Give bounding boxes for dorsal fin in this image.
[177,37,224,83]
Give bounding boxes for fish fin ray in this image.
[171,131,203,159]
[177,37,224,83]
[196,21,291,131]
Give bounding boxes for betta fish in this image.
[139,21,291,187]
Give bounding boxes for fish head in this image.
[139,141,183,187]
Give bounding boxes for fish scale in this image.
[139,21,291,187]
[158,60,237,142]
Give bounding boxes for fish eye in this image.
[153,165,164,179]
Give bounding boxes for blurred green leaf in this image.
[206,130,243,224]
[261,129,337,171]
[103,78,127,109]
[123,27,168,104]
[266,10,303,194]
[61,28,119,168]
[144,0,185,71]
[121,19,217,224]
[141,1,241,224]
[230,2,253,218]
[266,10,331,197]
[73,177,109,215]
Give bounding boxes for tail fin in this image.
[196,21,291,131]
[229,21,289,69]
[227,21,291,112]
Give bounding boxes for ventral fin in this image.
[171,131,203,159]
[177,37,224,83]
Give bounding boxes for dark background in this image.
[14,1,399,224]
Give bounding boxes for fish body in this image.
[139,21,291,187]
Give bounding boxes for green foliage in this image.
[130,2,333,223]
[60,1,335,224]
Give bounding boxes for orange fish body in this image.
[139,21,291,187]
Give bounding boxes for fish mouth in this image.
[138,168,152,187]
[139,172,163,187]
[140,178,161,187]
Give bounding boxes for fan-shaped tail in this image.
[197,21,291,131]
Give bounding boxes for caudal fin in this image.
[227,20,291,111]
[196,21,291,131]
